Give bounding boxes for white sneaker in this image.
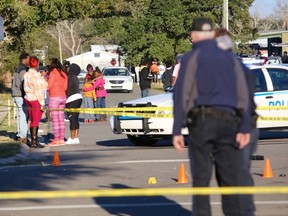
[73,138,80,144]
[65,137,74,144]
[65,137,80,145]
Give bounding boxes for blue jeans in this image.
[83,97,94,120]
[95,97,106,120]
[13,97,28,138]
[141,88,149,97]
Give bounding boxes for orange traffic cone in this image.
[178,163,188,184]
[53,150,61,167]
[263,158,273,178]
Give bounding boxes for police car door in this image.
[264,66,288,128]
[251,67,273,128]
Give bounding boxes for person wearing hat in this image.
[23,56,48,148]
[172,17,252,216]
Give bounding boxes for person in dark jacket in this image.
[173,18,251,216]
[139,58,152,97]
[215,27,257,216]
[11,52,30,145]
[161,60,174,91]
[65,63,83,144]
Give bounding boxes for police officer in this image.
[172,18,251,216]
[215,27,257,216]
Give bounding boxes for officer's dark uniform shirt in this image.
[173,39,251,135]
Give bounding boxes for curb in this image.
[0,144,50,165]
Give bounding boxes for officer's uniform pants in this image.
[187,112,250,216]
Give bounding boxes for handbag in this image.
[146,72,153,80]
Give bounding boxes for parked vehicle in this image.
[102,67,134,93]
[77,70,87,79]
[110,65,288,146]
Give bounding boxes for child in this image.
[83,68,107,122]
[82,77,97,123]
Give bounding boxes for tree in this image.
[94,0,257,65]
[0,0,139,74]
[274,0,288,30]
[48,20,85,57]
[0,0,258,75]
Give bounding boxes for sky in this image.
[250,0,277,17]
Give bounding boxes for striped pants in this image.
[49,96,66,141]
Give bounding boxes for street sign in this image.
[0,16,4,40]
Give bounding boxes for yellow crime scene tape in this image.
[0,186,288,200]
[2,103,288,119]
[65,108,173,118]
[256,106,288,110]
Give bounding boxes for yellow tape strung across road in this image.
[3,103,288,119]
[256,106,288,110]
[65,108,173,118]
[0,187,288,200]
[3,104,288,111]
[259,116,288,121]
[0,104,173,112]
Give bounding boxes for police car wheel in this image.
[127,135,157,146]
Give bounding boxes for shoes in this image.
[48,140,65,147]
[18,137,28,144]
[100,118,107,122]
[31,143,45,148]
[73,138,80,144]
[89,119,95,123]
[65,137,80,144]
[84,119,89,123]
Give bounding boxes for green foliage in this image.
[0,0,257,75]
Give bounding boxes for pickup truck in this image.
[110,64,288,146]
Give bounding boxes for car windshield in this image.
[103,68,130,76]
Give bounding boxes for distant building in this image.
[248,30,288,57]
[91,45,122,54]
[65,45,125,70]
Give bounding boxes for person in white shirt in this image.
[135,64,140,84]
[158,62,166,84]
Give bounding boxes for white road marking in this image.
[0,159,190,170]
[1,201,288,211]
[115,159,190,164]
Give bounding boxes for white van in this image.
[110,65,288,146]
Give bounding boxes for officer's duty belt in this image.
[190,106,237,120]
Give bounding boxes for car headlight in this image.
[125,79,133,83]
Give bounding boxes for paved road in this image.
[0,84,288,216]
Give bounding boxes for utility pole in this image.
[0,16,4,41]
[222,0,229,31]
[58,31,63,63]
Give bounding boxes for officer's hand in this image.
[236,133,251,149]
[173,135,185,153]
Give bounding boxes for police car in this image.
[110,65,288,146]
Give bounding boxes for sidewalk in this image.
[0,98,10,124]
[0,112,54,165]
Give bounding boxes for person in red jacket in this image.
[48,58,68,146]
